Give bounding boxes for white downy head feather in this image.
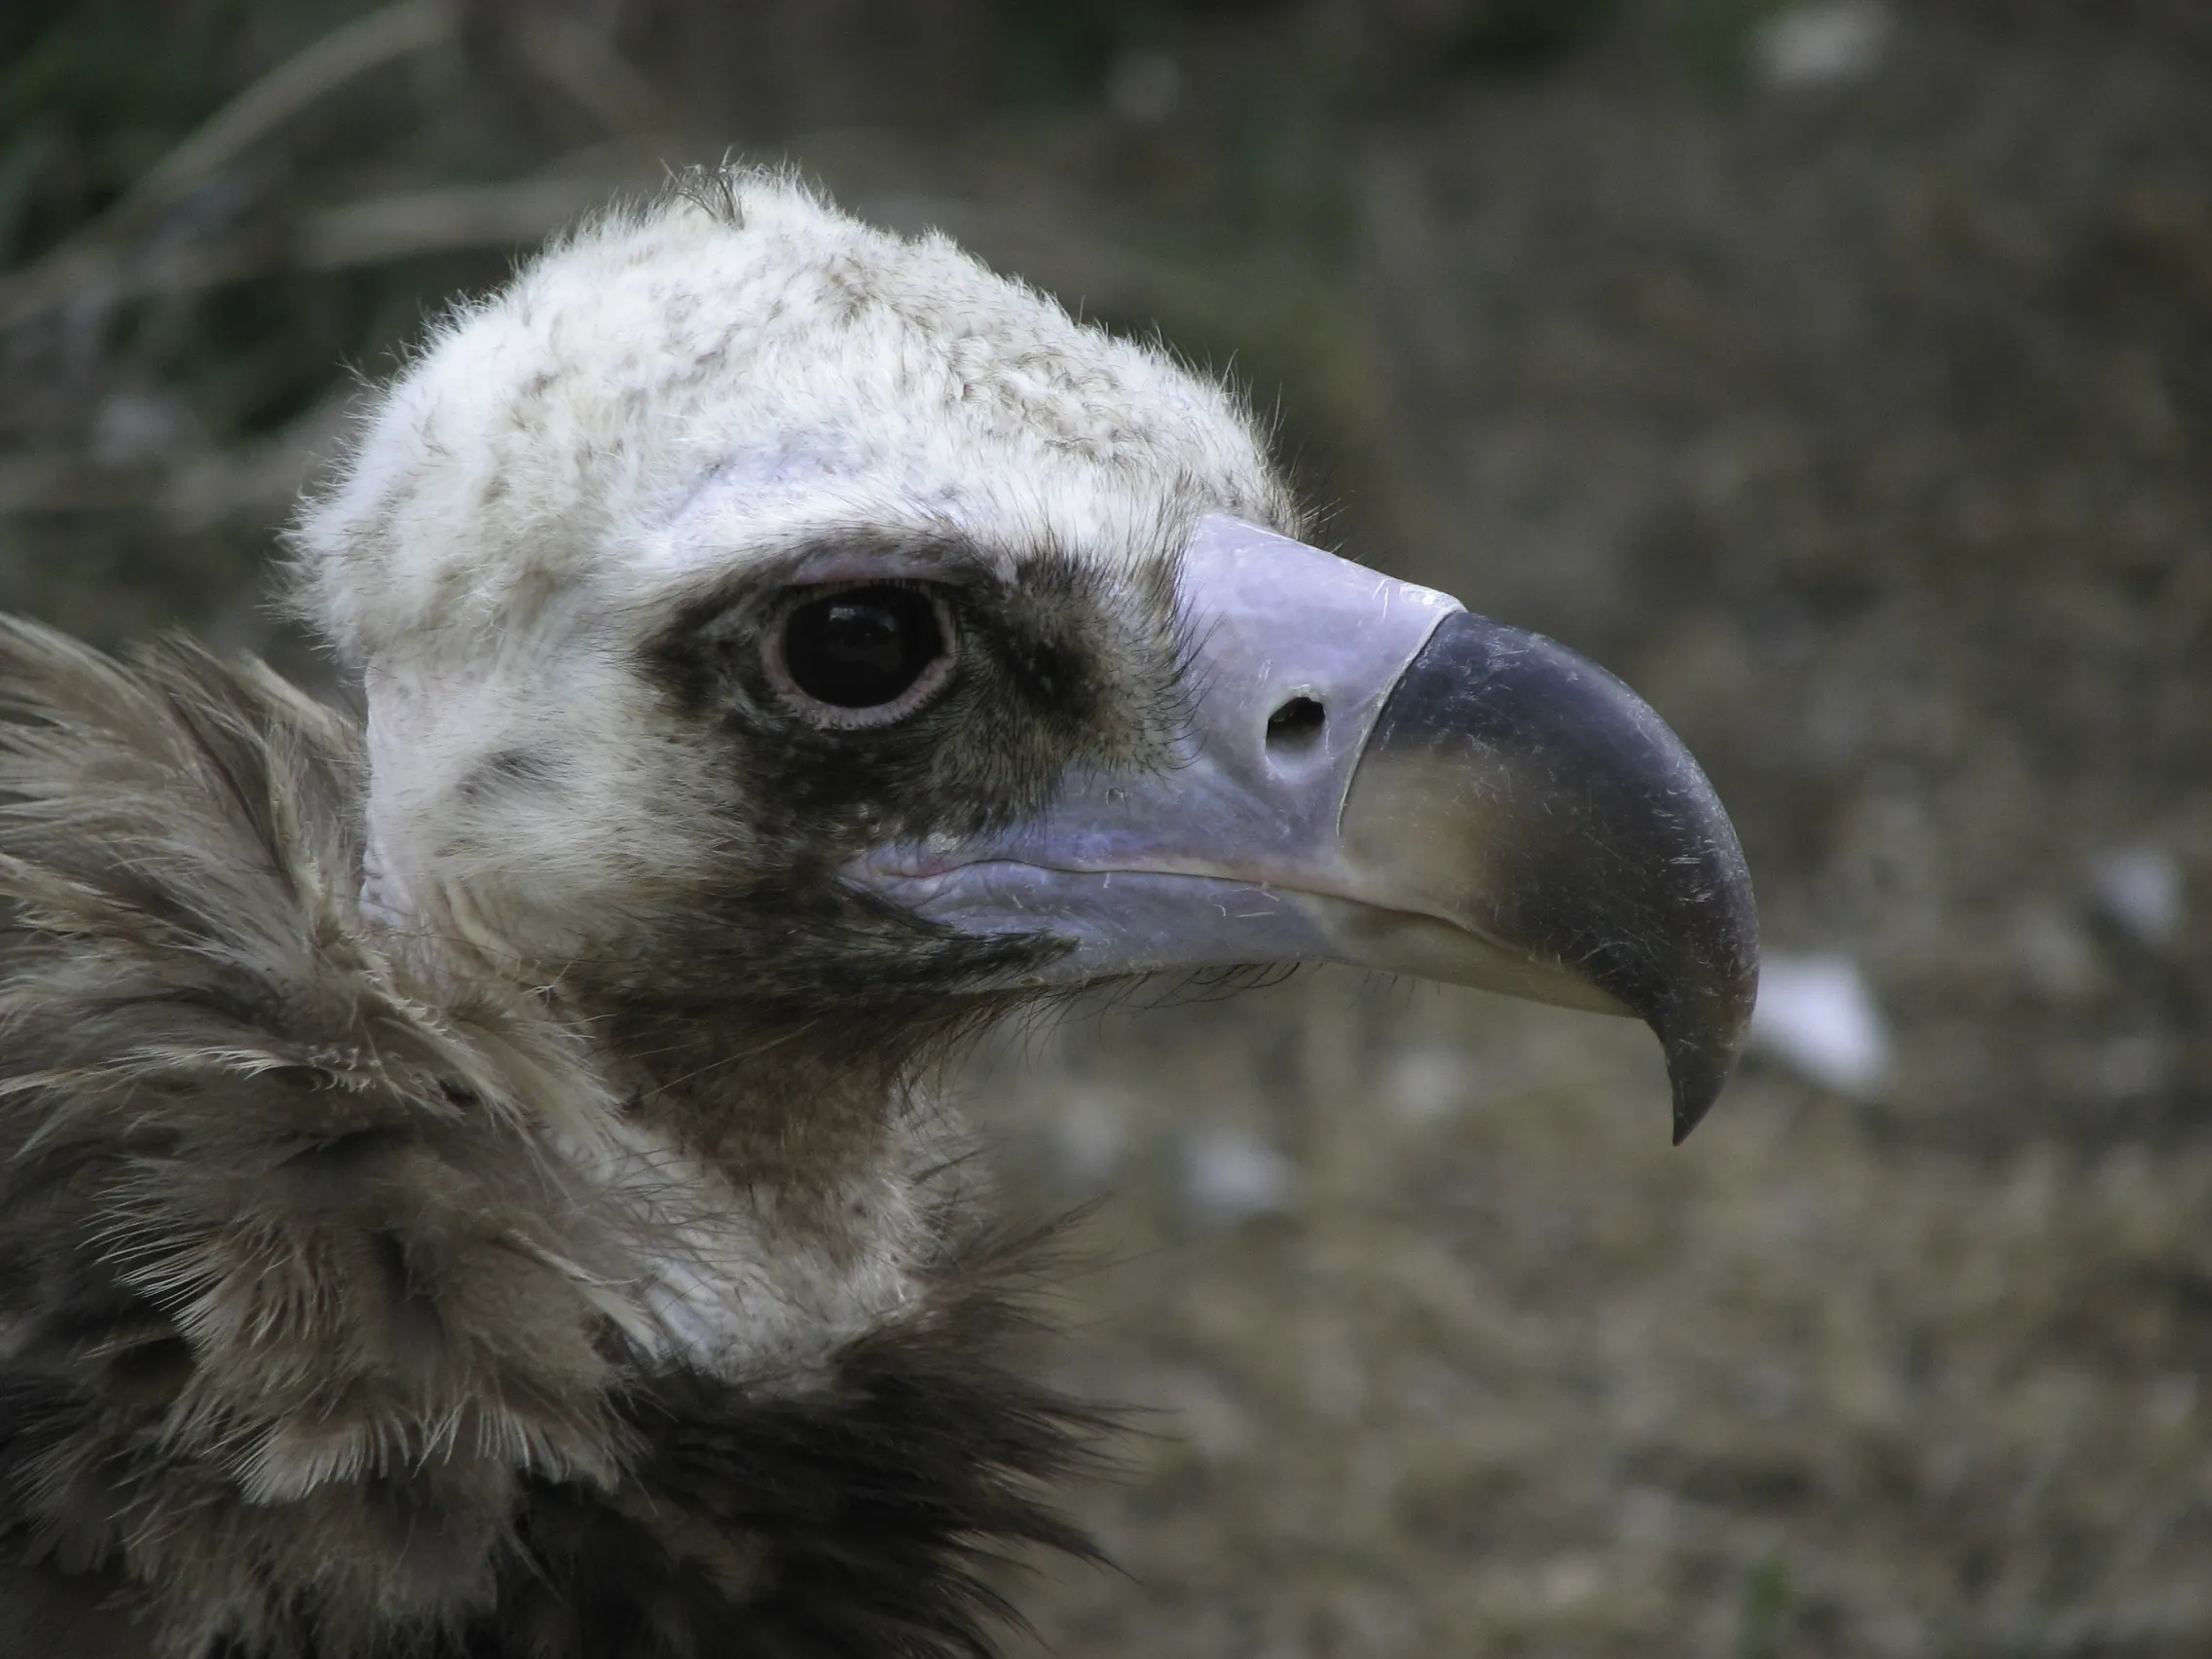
[288,169,1293,958]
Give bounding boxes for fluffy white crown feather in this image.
[286,170,1298,962]
[291,168,1295,665]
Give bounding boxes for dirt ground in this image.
[4,2,2210,1654]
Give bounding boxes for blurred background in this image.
[4,0,2210,1651]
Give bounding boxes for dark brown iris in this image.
[781,585,948,710]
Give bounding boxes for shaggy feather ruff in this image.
[0,620,1102,1658]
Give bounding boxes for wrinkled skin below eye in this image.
[769,584,956,725]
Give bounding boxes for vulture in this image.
[0,169,1757,1658]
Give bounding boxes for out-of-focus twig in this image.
[512,16,669,135]
[117,0,454,232]
[0,170,635,316]
[0,0,456,329]
[300,174,631,269]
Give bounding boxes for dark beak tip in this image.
[1666,1046,1732,1146]
[1659,976,1758,1146]
[1670,1091,1711,1147]
[1346,604,1762,1147]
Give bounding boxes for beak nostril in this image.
[1266,695,1327,756]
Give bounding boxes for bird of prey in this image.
[0,169,1756,1658]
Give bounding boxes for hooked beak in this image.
[849,516,1759,1141]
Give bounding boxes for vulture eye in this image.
[771,583,955,725]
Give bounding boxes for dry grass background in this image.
[3,1,2210,1653]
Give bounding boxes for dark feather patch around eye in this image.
[638,534,1184,868]
[1007,638,1077,705]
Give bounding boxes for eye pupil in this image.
[782,585,946,710]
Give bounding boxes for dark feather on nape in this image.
[0,623,1121,1657]
[0,620,630,1657]
[478,1227,1113,1659]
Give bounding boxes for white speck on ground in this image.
[1756,3,1893,88]
[1384,1045,1467,1122]
[1750,953,1892,1096]
[1049,1088,1130,1194]
[1178,1124,1296,1230]
[2088,843,2184,948]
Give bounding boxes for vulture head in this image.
[295,171,1753,1140]
[0,170,1755,1657]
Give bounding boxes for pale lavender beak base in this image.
[845,514,1761,1137]
[848,515,1470,980]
